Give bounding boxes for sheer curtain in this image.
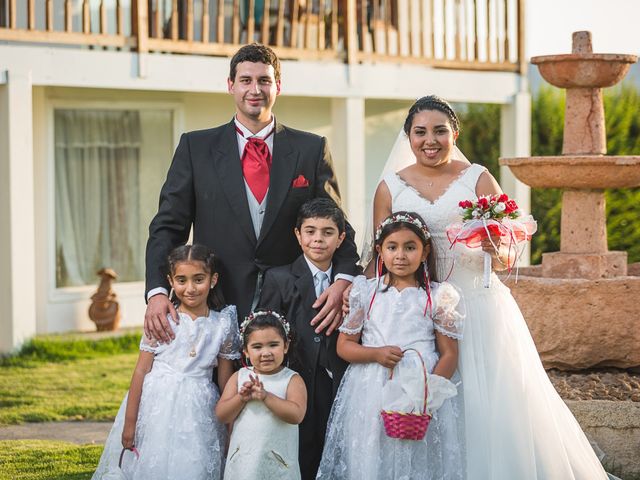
[55,109,142,287]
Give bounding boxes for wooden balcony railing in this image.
[0,0,524,72]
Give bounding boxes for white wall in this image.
[0,72,37,352]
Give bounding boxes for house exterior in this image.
[0,0,530,353]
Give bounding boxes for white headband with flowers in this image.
[240,310,291,343]
[375,213,431,243]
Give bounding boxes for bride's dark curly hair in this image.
[403,95,460,135]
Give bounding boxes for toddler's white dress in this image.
[223,366,301,480]
[92,306,241,480]
[316,276,465,480]
[384,164,609,479]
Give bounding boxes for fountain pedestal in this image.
[543,189,626,279]
[499,31,640,369]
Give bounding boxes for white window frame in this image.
[46,98,184,303]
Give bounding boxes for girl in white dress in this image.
[93,244,241,480]
[317,211,465,480]
[373,95,609,479]
[217,311,307,480]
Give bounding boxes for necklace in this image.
[178,308,209,357]
[189,332,201,357]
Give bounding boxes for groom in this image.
[144,43,360,342]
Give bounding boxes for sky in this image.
[527,0,640,58]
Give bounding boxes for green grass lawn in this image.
[0,333,141,478]
[0,332,140,426]
[0,440,102,480]
[3,333,638,480]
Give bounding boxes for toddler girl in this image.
[93,244,240,480]
[216,311,307,480]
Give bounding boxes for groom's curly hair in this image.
[403,95,460,135]
[229,43,281,82]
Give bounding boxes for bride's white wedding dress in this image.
[382,164,608,479]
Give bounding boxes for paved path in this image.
[0,421,111,444]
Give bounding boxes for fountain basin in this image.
[499,155,640,189]
[502,269,640,369]
[531,53,637,88]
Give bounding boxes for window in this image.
[54,108,173,287]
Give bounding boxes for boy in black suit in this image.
[259,198,352,480]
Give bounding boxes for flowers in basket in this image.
[380,349,458,441]
[446,194,537,287]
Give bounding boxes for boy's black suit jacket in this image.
[145,120,360,321]
[259,255,348,407]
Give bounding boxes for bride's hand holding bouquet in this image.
[446,194,537,287]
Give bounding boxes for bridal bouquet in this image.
[446,194,537,287]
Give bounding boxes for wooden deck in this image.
[0,0,525,72]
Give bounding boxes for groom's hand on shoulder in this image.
[311,279,350,336]
[144,294,178,343]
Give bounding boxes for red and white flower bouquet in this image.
[446,194,537,287]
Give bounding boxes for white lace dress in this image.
[223,366,301,480]
[92,306,241,480]
[383,164,608,479]
[316,276,465,480]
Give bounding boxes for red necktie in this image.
[236,126,274,204]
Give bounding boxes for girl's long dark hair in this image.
[167,244,225,310]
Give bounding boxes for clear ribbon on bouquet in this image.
[446,215,537,288]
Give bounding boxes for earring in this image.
[169,288,175,300]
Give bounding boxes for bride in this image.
[368,95,609,479]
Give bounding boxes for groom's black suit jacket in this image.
[145,119,360,321]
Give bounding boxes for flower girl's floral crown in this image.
[375,212,431,243]
[240,310,291,343]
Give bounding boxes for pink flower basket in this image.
[380,348,431,441]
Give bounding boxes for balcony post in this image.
[345,0,358,64]
[518,0,526,74]
[133,0,149,77]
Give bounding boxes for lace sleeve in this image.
[432,282,465,340]
[218,305,241,360]
[339,275,369,335]
[139,333,159,353]
[139,315,175,354]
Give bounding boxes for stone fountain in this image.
[500,31,639,369]
[500,31,640,475]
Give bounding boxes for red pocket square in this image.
[292,175,310,188]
